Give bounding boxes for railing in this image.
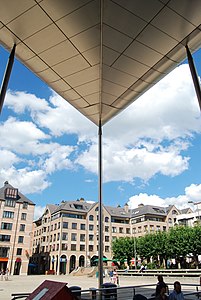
[118,269,201,277]
[11,283,201,300]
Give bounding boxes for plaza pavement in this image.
[0,274,200,300]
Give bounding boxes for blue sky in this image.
[0,45,201,219]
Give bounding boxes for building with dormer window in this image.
[0,181,35,275]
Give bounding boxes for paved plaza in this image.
[0,274,200,300]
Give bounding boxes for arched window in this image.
[89,215,94,221]
[105,217,109,222]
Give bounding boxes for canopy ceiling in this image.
[0,0,201,125]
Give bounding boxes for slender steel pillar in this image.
[0,44,16,114]
[98,120,103,288]
[186,45,201,111]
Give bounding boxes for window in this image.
[89,234,94,241]
[1,222,12,230]
[80,234,85,242]
[0,235,10,242]
[89,245,93,252]
[105,246,110,252]
[58,222,60,229]
[62,233,68,241]
[21,213,27,220]
[22,202,28,209]
[72,223,77,229]
[62,244,67,251]
[119,227,123,233]
[112,227,117,233]
[105,236,109,242]
[57,233,60,241]
[126,228,130,234]
[5,199,16,207]
[105,226,109,232]
[80,245,85,251]
[71,233,77,241]
[19,224,25,232]
[71,244,76,251]
[63,222,68,229]
[105,217,109,222]
[89,224,94,231]
[3,211,14,218]
[89,215,94,221]
[80,224,85,230]
[5,188,18,199]
[0,247,9,257]
[54,224,57,230]
[16,248,22,255]
[18,236,24,243]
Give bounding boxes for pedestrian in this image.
[0,269,3,281]
[169,281,184,300]
[112,268,118,285]
[5,268,9,281]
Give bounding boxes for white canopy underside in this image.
[0,0,201,125]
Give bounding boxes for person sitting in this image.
[155,282,168,300]
[169,281,184,300]
[155,275,168,297]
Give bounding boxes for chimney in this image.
[80,197,85,202]
[124,203,129,212]
[4,181,9,186]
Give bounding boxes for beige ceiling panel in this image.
[0,27,20,50]
[153,57,177,75]
[141,68,164,85]
[38,68,60,82]
[56,0,99,38]
[81,104,99,116]
[102,80,127,97]
[112,97,133,109]
[50,80,71,92]
[118,89,140,102]
[63,89,81,101]
[130,79,151,93]
[124,41,163,67]
[113,0,164,23]
[7,5,52,40]
[182,28,201,53]
[113,55,149,77]
[0,0,35,24]
[166,43,186,63]
[87,114,99,124]
[84,93,99,105]
[101,93,117,106]
[65,65,99,87]
[40,40,79,67]
[103,25,132,53]
[103,65,139,88]
[24,24,66,54]
[0,22,3,29]
[101,104,119,119]
[40,0,90,21]
[72,98,89,108]
[83,46,100,65]
[102,46,120,66]
[151,7,195,41]
[25,56,48,73]
[16,43,36,61]
[104,1,146,38]
[70,25,100,53]
[75,79,99,97]
[168,0,201,27]
[137,25,178,55]
[53,55,90,77]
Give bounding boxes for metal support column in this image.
[98,120,103,288]
[186,45,201,111]
[0,44,16,114]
